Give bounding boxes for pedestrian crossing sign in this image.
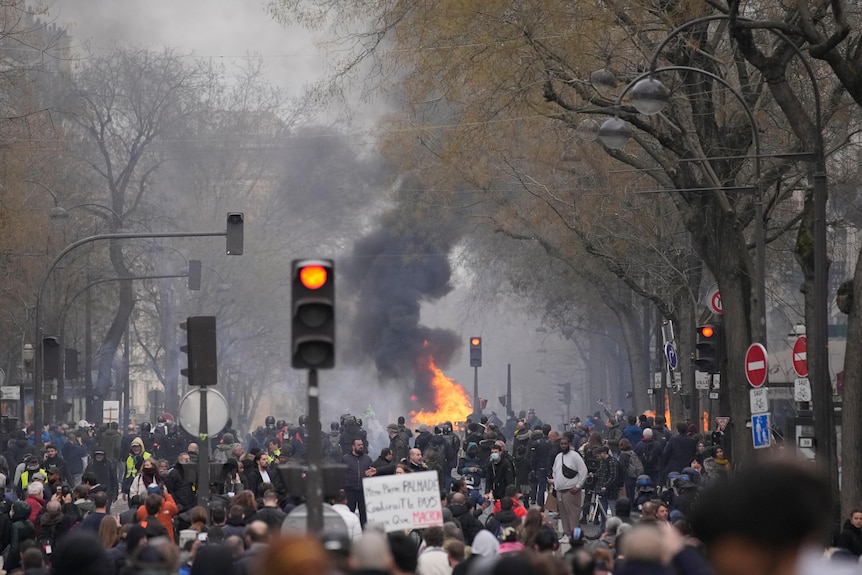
[752,413,771,449]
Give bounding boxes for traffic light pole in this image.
[33,229,229,449]
[473,366,480,417]
[197,385,211,507]
[306,368,324,533]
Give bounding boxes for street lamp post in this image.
[21,344,34,423]
[594,15,832,485]
[33,221,239,448]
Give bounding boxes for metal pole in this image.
[85,285,92,422]
[473,366,480,417]
[33,228,228,449]
[506,364,512,415]
[197,386,210,507]
[306,368,323,533]
[123,319,131,427]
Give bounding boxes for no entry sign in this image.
[792,336,808,377]
[745,343,768,388]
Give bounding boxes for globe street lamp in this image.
[596,15,832,488]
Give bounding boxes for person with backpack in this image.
[36,499,75,565]
[633,428,662,484]
[618,438,644,501]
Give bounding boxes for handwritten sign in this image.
[362,470,443,532]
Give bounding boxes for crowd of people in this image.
[0,408,857,575]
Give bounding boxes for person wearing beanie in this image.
[634,429,662,484]
[659,422,698,485]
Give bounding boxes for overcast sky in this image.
[47,0,325,99]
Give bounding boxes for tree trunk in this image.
[841,243,862,518]
[95,239,133,399]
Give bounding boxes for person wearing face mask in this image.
[485,444,516,501]
[342,437,376,526]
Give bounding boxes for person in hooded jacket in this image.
[84,450,118,510]
[212,433,238,464]
[8,499,36,572]
[457,442,485,488]
[452,529,499,575]
[122,438,151,500]
[835,508,862,556]
[448,492,482,544]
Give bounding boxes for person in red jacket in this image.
[492,485,528,519]
[135,485,179,542]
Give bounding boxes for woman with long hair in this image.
[520,507,545,548]
[98,514,119,549]
[232,490,258,521]
[129,457,162,500]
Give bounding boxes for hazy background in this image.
[43,0,570,429]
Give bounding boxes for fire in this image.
[412,357,472,426]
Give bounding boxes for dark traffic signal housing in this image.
[226,212,244,255]
[557,381,572,404]
[180,316,218,386]
[291,259,335,369]
[469,337,482,367]
[695,323,722,374]
[42,336,61,380]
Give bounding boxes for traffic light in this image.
[291,259,335,369]
[557,381,572,404]
[188,260,201,291]
[226,212,244,255]
[180,316,218,386]
[469,337,482,367]
[42,336,61,380]
[695,324,722,374]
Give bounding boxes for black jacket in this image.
[835,520,862,556]
[342,452,372,491]
[449,502,481,544]
[485,454,516,500]
[165,464,195,512]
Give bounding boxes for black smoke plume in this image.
[343,209,461,405]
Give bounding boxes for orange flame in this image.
[412,357,472,426]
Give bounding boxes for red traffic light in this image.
[471,337,481,346]
[299,265,328,290]
[700,325,715,338]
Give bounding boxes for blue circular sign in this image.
[664,343,678,370]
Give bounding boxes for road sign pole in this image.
[197,386,210,507]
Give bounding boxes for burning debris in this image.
[343,209,472,423]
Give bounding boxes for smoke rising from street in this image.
[343,210,461,405]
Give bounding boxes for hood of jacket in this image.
[130,437,145,452]
[12,500,31,521]
[843,519,862,533]
[448,503,470,519]
[494,509,518,527]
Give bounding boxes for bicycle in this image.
[579,488,608,540]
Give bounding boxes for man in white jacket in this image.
[551,432,588,542]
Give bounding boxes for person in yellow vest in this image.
[122,437,151,501]
[266,438,281,464]
[16,456,47,499]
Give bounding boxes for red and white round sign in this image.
[745,343,768,388]
[792,336,808,377]
[708,289,723,315]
